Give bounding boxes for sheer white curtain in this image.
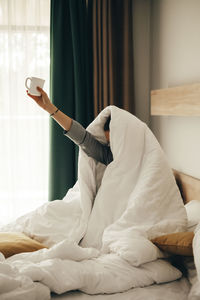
[0,0,50,225]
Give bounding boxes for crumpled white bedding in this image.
[0,252,50,300]
[0,106,188,299]
[51,277,190,300]
[188,222,200,299]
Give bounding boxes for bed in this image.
[1,84,200,299]
[50,170,199,300]
[51,83,200,300]
[0,169,196,300]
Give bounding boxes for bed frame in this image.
[173,170,200,204]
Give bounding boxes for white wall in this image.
[150,0,200,179]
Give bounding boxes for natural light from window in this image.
[0,0,50,226]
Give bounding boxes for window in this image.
[0,0,50,225]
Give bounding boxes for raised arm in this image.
[27,87,113,165]
[26,86,72,131]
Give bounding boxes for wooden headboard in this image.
[173,170,200,204]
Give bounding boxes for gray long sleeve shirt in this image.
[63,120,113,165]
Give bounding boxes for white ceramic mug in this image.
[25,76,45,96]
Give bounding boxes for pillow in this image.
[185,200,200,231]
[151,231,194,256]
[0,232,47,258]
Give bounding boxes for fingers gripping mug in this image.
[25,76,45,96]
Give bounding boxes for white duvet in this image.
[0,106,187,299]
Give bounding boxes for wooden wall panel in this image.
[151,83,200,116]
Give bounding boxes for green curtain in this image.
[49,0,93,201]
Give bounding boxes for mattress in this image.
[51,277,190,300]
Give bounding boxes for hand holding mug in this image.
[27,86,56,114]
[25,76,57,114]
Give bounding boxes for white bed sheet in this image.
[51,277,190,300]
